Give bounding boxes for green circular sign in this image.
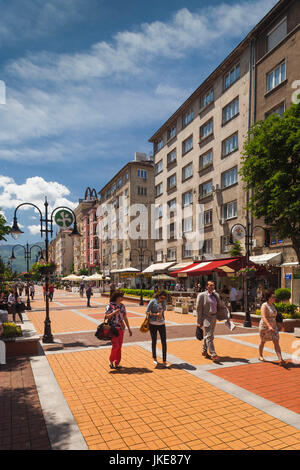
[55,209,74,229]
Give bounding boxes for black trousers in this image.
[87,295,91,306]
[149,323,167,362]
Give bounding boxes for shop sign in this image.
[285,274,292,280]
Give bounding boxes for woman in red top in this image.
[105,291,132,369]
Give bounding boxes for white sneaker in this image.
[153,360,158,365]
[163,362,171,368]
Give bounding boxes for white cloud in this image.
[27,224,41,235]
[6,1,277,83]
[0,176,77,216]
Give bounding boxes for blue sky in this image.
[0,0,278,245]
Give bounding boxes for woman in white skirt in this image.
[258,290,285,366]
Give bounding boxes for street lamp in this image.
[10,197,81,343]
[229,222,270,328]
[10,243,44,310]
[129,242,153,306]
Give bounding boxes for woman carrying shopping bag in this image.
[146,291,170,368]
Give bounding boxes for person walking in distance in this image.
[228,284,238,312]
[30,284,35,300]
[49,284,54,302]
[196,281,223,362]
[86,284,93,307]
[146,291,170,368]
[105,291,132,369]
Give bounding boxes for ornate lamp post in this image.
[10,197,81,343]
[10,243,44,310]
[229,223,270,328]
[129,243,153,306]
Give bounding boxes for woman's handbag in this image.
[140,314,149,333]
[276,312,283,324]
[95,319,119,340]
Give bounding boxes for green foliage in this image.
[118,288,171,299]
[0,210,11,242]
[79,268,89,276]
[274,288,291,301]
[229,240,243,257]
[1,322,22,339]
[240,103,300,261]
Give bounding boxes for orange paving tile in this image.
[47,345,300,450]
[27,309,97,334]
[211,360,300,414]
[157,338,259,365]
[235,333,300,356]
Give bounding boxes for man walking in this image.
[196,281,222,362]
[86,284,93,307]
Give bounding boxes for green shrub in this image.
[1,322,22,339]
[274,288,291,302]
[119,288,171,299]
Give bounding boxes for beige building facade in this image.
[149,0,299,289]
[98,153,154,283]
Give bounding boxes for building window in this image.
[221,235,230,253]
[203,239,212,254]
[203,210,213,227]
[168,198,177,215]
[267,61,286,92]
[199,150,213,170]
[222,133,238,157]
[182,136,193,155]
[224,63,240,89]
[200,119,213,141]
[137,169,148,179]
[182,163,193,181]
[112,183,117,193]
[117,177,122,189]
[155,205,163,218]
[167,174,176,190]
[267,17,287,52]
[154,138,163,153]
[223,97,239,124]
[167,149,177,165]
[124,188,129,198]
[182,109,194,128]
[167,247,177,260]
[199,181,213,199]
[221,166,238,189]
[182,191,193,207]
[222,201,237,220]
[183,244,193,258]
[167,124,177,140]
[137,187,147,196]
[200,89,214,110]
[125,172,129,181]
[183,217,193,233]
[156,251,163,262]
[155,160,163,175]
[168,222,176,240]
[155,182,163,197]
[265,102,285,118]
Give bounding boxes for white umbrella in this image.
[152,274,175,281]
[61,274,82,281]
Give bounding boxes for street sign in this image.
[232,224,246,241]
[54,210,74,230]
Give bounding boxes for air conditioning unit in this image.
[220,218,226,225]
[252,239,257,248]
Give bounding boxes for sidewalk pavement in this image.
[1,288,299,451]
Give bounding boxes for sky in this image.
[0,0,278,245]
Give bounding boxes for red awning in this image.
[171,258,239,276]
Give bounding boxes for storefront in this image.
[281,262,300,306]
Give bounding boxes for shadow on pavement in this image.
[210,356,250,365]
[169,363,197,371]
[110,367,153,375]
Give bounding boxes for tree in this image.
[229,240,243,257]
[240,103,300,262]
[0,210,11,241]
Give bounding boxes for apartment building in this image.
[149,0,299,272]
[74,188,99,273]
[98,153,154,281]
[49,229,74,277]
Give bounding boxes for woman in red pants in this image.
[105,291,132,369]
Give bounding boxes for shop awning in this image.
[110,267,140,274]
[280,262,299,267]
[142,262,176,274]
[171,258,239,276]
[250,252,281,265]
[168,262,192,272]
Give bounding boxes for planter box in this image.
[2,314,40,357]
[231,312,300,332]
[175,306,188,314]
